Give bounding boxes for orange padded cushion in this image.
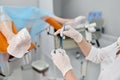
[0,22,35,53]
[0,31,8,53]
[45,17,62,30]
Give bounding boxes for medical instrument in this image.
[59,24,66,49]
[75,22,97,43]
[47,31,56,37]
[81,60,88,80]
[84,23,96,42]
[75,22,96,31]
[53,24,64,54]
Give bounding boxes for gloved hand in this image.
[51,48,72,76]
[54,25,83,43]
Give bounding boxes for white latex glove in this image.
[51,49,72,76]
[54,25,83,43]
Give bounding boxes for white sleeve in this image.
[85,43,117,64]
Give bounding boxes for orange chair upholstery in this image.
[45,17,62,30]
[0,22,35,53]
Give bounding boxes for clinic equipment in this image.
[3,6,53,41]
[54,24,65,53]
[75,22,97,45]
[80,60,88,80]
[88,12,104,47]
[75,22,96,42]
[0,6,35,78]
[60,24,66,49]
[0,6,31,58]
[0,21,35,53]
[85,23,97,42]
[75,23,96,31]
[0,6,35,54]
[31,60,49,80]
[45,16,62,30]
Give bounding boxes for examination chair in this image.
[0,21,35,78]
[0,21,35,54]
[29,17,62,80]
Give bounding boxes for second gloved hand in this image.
[54,25,83,43]
[51,49,72,76]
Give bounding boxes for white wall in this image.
[39,0,53,13]
[54,0,120,37]
[53,0,62,17]
[0,0,38,6]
